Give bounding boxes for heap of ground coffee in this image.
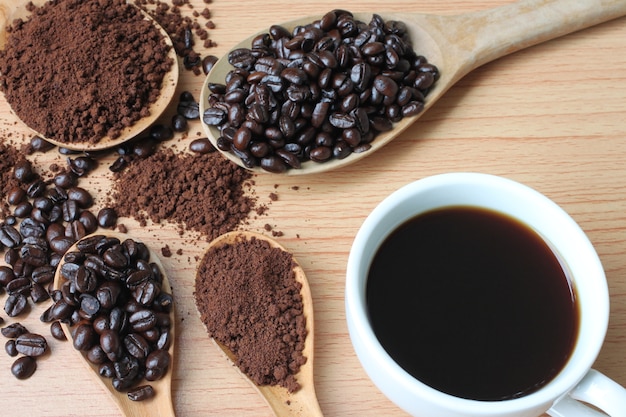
[109,148,254,241]
[194,235,307,392]
[0,0,174,144]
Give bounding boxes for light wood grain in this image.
[0,1,625,416]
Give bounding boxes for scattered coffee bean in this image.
[11,355,37,379]
[15,333,48,357]
[5,339,18,357]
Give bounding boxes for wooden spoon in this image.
[196,231,322,417]
[53,232,176,417]
[0,0,179,152]
[199,0,626,175]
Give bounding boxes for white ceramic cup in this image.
[345,172,626,417]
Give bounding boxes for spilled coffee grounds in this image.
[0,0,174,144]
[109,148,254,241]
[0,143,21,217]
[194,235,307,392]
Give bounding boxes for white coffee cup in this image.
[345,173,626,417]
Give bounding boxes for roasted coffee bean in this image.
[124,333,150,359]
[75,266,98,293]
[50,321,66,341]
[80,294,100,317]
[86,344,107,365]
[5,339,18,357]
[178,100,200,120]
[13,159,36,183]
[109,155,129,173]
[11,356,37,379]
[189,138,215,154]
[7,187,26,205]
[129,310,156,332]
[26,179,46,198]
[171,114,188,133]
[53,171,78,189]
[50,236,75,255]
[30,282,49,303]
[50,299,74,321]
[1,322,28,338]
[15,333,47,357]
[12,201,32,218]
[102,247,127,270]
[202,55,219,74]
[127,385,155,401]
[0,265,15,287]
[67,187,93,208]
[5,294,28,317]
[72,322,96,351]
[30,136,55,152]
[68,156,97,177]
[78,211,98,233]
[0,224,22,248]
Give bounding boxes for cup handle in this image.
[547,369,626,417]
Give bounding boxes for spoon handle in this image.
[426,0,626,77]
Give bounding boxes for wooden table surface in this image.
[0,0,625,416]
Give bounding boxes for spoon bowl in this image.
[196,231,322,417]
[0,0,179,152]
[53,232,176,417]
[200,0,626,175]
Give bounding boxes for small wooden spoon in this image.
[53,232,176,417]
[199,0,626,175]
[196,231,322,417]
[0,0,179,152]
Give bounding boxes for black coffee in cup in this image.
[366,205,579,401]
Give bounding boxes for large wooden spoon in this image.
[196,231,322,417]
[0,0,179,152]
[53,232,176,417]
[199,0,626,175]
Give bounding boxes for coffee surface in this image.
[366,206,579,401]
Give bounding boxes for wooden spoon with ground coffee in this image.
[195,231,322,417]
[199,0,626,175]
[53,232,176,417]
[0,0,179,152]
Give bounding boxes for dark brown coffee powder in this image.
[194,236,307,392]
[0,143,24,217]
[109,148,254,241]
[0,0,174,144]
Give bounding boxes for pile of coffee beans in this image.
[202,9,439,172]
[54,235,173,400]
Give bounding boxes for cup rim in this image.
[345,172,610,416]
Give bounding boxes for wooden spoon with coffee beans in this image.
[0,0,179,152]
[195,231,323,417]
[52,232,176,417]
[199,0,626,175]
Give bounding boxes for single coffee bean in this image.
[50,321,67,341]
[15,333,48,357]
[5,339,18,357]
[1,322,29,338]
[127,385,155,401]
[11,356,37,379]
[4,294,28,317]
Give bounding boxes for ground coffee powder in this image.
[194,236,307,392]
[0,143,21,217]
[0,0,174,144]
[109,148,255,241]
